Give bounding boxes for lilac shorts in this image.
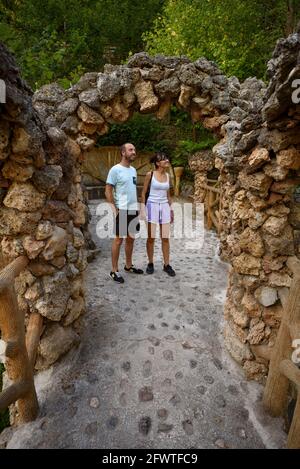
[146,201,171,224]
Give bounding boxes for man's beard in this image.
[126,155,135,162]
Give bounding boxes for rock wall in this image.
[1,33,299,380]
[214,33,300,381]
[0,43,85,370]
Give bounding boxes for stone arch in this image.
[1,34,300,381]
[33,53,245,148]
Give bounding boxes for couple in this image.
[105,142,176,284]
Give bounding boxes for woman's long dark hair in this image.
[150,152,168,168]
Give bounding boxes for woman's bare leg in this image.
[147,223,156,263]
[160,223,170,266]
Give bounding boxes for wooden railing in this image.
[0,256,42,424]
[199,179,221,233]
[262,256,300,448]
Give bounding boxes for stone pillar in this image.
[189,150,215,203]
[0,44,85,371]
[216,31,300,381]
[217,140,300,381]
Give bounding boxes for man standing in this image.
[105,143,143,283]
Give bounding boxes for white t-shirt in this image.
[106,164,138,210]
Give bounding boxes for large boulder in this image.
[35,271,71,321]
[224,323,253,364]
[254,286,278,307]
[32,165,63,196]
[0,207,42,235]
[41,226,68,260]
[232,253,262,276]
[35,323,80,370]
[239,227,264,257]
[238,171,272,196]
[134,80,159,113]
[4,182,46,212]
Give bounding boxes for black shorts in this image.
[114,210,140,237]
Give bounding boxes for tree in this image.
[285,0,300,35]
[143,0,300,81]
[0,0,166,88]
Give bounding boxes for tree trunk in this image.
[286,0,297,35]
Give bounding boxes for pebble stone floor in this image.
[3,200,286,449]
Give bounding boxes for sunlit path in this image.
[2,200,286,449]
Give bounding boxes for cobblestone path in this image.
[2,200,286,449]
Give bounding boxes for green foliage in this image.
[18,28,86,89]
[294,185,300,202]
[98,113,168,152]
[0,363,9,433]
[0,0,165,88]
[144,0,300,80]
[172,136,217,167]
[98,107,216,177]
[1,0,300,87]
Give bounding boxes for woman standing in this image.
[141,152,176,276]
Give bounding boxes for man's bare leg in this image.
[112,236,123,272]
[125,236,134,269]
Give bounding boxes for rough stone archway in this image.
[0,32,300,384]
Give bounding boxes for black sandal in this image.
[124,265,144,274]
[110,271,125,283]
[163,264,176,277]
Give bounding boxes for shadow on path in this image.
[2,200,286,449]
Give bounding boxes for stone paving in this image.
[2,200,286,449]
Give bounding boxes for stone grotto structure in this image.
[0,31,299,382]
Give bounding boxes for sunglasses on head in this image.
[157,154,169,161]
